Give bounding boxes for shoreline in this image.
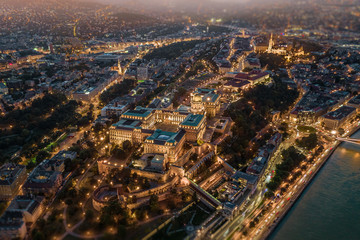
[261,125,360,240]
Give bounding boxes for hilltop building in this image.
[190,88,221,117]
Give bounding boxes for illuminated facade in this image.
[144,129,186,163]
[320,106,356,130]
[110,107,207,147]
[190,88,221,117]
[0,164,27,201]
[180,114,206,142]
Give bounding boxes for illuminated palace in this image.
[109,107,206,162]
[190,88,221,117]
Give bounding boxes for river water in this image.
[269,130,360,240]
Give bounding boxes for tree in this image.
[297,133,318,150]
[249,221,256,228]
[242,67,253,72]
[181,191,189,202]
[135,209,147,221]
[142,179,151,189]
[65,199,73,206]
[265,191,274,199]
[93,122,103,133]
[266,146,305,193]
[32,230,46,240]
[64,158,78,172]
[213,191,219,198]
[149,194,159,212]
[143,40,205,61]
[192,192,198,202]
[111,145,126,160]
[167,197,177,210]
[279,122,288,132]
[189,153,198,162]
[102,233,117,240]
[117,224,127,237]
[36,150,50,164]
[338,128,345,136]
[99,80,135,105]
[122,140,132,152]
[0,202,7,215]
[85,209,94,221]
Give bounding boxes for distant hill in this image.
[81,0,230,13]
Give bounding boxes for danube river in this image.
[269,130,360,240]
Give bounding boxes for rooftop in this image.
[176,105,191,113]
[23,166,61,189]
[148,98,161,109]
[181,114,204,127]
[330,90,350,100]
[113,118,142,129]
[151,154,165,164]
[225,80,251,88]
[8,195,44,215]
[0,164,25,186]
[232,171,258,185]
[348,95,360,105]
[323,106,356,120]
[74,85,96,95]
[234,70,269,81]
[0,211,24,227]
[52,151,77,161]
[202,93,220,103]
[122,107,153,118]
[194,88,216,95]
[146,129,185,145]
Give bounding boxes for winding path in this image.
[59,202,104,240]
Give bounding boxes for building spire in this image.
[268,33,274,53]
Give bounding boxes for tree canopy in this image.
[143,40,205,61]
[296,133,318,150]
[220,80,299,168]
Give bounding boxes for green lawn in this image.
[44,133,68,152]
[297,125,316,133]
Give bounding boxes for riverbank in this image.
[261,125,360,240]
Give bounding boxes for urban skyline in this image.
[0,0,360,240]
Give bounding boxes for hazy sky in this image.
[84,0,360,12]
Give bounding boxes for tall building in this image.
[321,106,356,130]
[6,195,44,223]
[0,164,27,201]
[267,33,274,53]
[0,211,27,240]
[137,64,149,80]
